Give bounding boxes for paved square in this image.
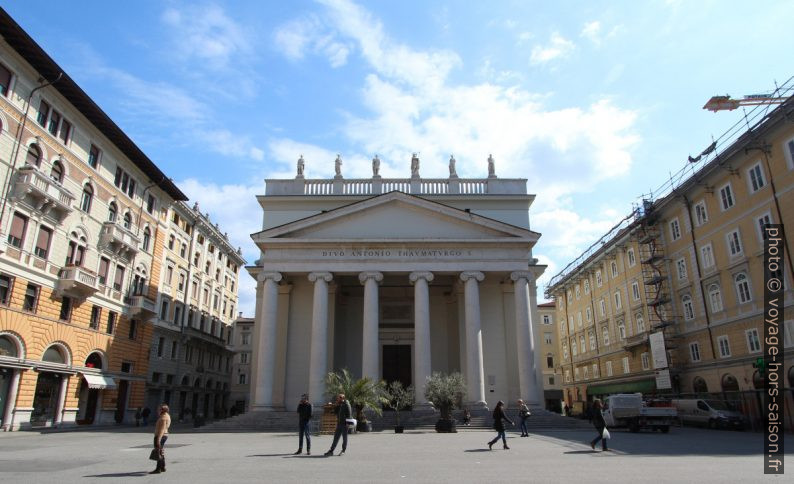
[0,426,790,483]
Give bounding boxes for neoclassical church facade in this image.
[248,156,546,410]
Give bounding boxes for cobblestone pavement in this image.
[0,426,791,483]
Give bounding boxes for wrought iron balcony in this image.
[99,222,139,258]
[126,294,157,320]
[13,166,75,221]
[55,265,98,299]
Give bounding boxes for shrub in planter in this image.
[384,381,414,433]
[424,372,466,433]
[325,369,388,432]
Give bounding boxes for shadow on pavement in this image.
[83,471,149,477]
[463,449,492,452]
[246,453,293,457]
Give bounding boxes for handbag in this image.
[149,448,160,461]
[602,428,611,440]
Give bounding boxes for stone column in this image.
[1,369,21,431]
[359,271,383,381]
[54,374,69,427]
[308,272,333,407]
[511,271,541,405]
[460,271,486,408]
[410,271,434,406]
[251,272,282,410]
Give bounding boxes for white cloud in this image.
[581,21,602,44]
[530,32,575,64]
[273,14,352,68]
[201,129,266,161]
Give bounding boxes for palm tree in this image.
[325,369,389,431]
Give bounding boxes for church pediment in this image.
[253,191,538,242]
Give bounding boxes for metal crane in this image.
[702,94,788,112]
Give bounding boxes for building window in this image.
[735,273,752,304]
[618,321,626,340]
[726,229,743,257]
[542,314,551,325]
[606,361,613,377]
[22,283,39,312]
[584,279,590,294]
[589,331,596,350]
[786,138,794,170]
[575,367,580,380]
[88,144,101,169]
[107,311,117,334]
[114,167,136,198]
[717,335,731,358]
[0,62,12,96]
[50,160,64,183]
[568,316,574,332]
[627,248,636,267]
[546,353,553,369]
[168,235,175,250]
[123,212,132,230]
[694,201,708,226]
[583,366,590,380]
[676,258,687,280]
[585,307,592,322]
[682,295,695,320]
[596,270,602,287]
[669,218,681,240]
[238,374,247,385]
[689,342,701,362]
[636,314,645,333]
[146,194,156,214]
[174,305,182,325]
[26,143,42,167]
[575,285,581,300]
[241,333,250,345]
[746,329,761,353]
[631,281,640,301]
[566,289,572,303]
[611,261,618,278]
[180,243,187,258]
[719,183,735,210]
[602,326,610,345]
[98,257,110,285]
[571,339,577,356]
[113,265,125,291]
[34,225,52,259]
[562,343,569,359]
[0,274,13,306]
[80,184,93,213]
[700,244,715,268]
[37,100,50,126]
[194,252,201,266]
[157,337,165,357]
[59,297,72,321]
[544,332,552,345]
[90,305,101,330]
[129,319,138,340]
[622,356,630,374]
[593,363,599,378]
[240,352,249,364]
[108,202,118,223]
[178,273,186,292]
[599,298,606,317]
[614,291,622,311]
[171,341,178,359]
[66,232,87,266]
[756,213,773,243]
[565,371,571,383]
[641,352,650,370]
[708,284,723,312]
[747,163,766,193]
[576,312,582,328]
[8,212,28,248]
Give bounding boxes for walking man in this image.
[590,399,609,451]
[295,394,313,455]
[150,404,171,474]
[517,399,530,437]
[324,394,352,456]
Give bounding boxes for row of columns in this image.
[251,270,540,410]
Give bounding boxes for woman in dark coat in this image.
[590,399,608,451]
[487,401,514,450]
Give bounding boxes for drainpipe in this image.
[0,73,62,230]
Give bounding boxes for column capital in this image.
[460,271,484,283]
[510,271,534,283]
[358,271,384,284]
[308,272,333,283]
[257,271,283,283]
[409,271,434,284]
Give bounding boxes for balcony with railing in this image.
[13,165,75,221]
[623,333,649,350]
[265,176,527,196]
[99,222,139,258]
[55,265,98,298]
[125,294,157,320]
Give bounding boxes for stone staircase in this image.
[197,407,593,433]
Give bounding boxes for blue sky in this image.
[4,0,792,315]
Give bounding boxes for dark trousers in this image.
[153,435,168,470]
[519,417,529,435]
[328,422,348,452]
[591,428,607,450]
[298,419,311,451]
[489,430,507,446]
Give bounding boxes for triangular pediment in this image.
[252,191,538,242]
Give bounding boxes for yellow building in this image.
[547,95,793,427]
[0,9,187,429]
[537,301,563,412]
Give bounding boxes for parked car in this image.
[601,393,677,433]
[672,399,745,430]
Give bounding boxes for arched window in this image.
[108,202,117,223]
[66,231,87,266]
[636,313,645,333]
[168,235,175,250]
[50,160,64,183]
[708,284,723,313]
[142,227,151,251]
[734,273,752,304]
[205,261,210,274]
[721,374,740,393]
[692,376,708,394]
[42,345,66,364]
[85,352,104,370]
[26,143,41,167]
[80,184,93,213]
[546,353,554,369]
[602,325,610,345]
[0,334,19,357]
[682,295,695,320]
[122,212,132,230]
[618,321,626,339]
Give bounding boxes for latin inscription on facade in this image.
[320,249,473,258]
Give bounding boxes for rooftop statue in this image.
[411,153,420,177]
[296,155,305,177]
[334,154,342,177]
[372,155,380,177]
[449,155,457,177]
[488,154,496,178]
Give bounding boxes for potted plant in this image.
[424,372,466,433]
[325,369,388,432]
[384,381,414,433]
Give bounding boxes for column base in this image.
[465,400,489,411]
[411,402,436,413]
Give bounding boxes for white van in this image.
[672,399,745,430]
